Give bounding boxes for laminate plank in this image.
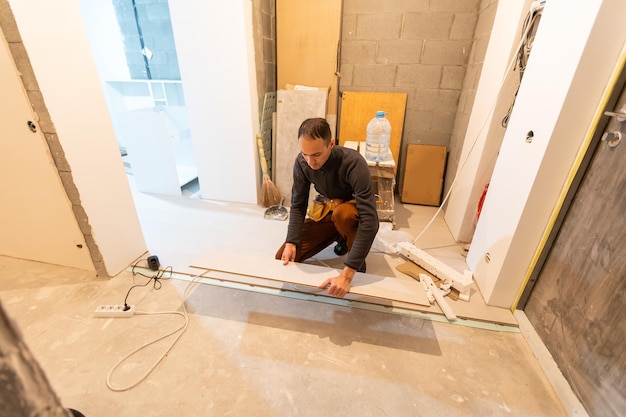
[190,252,430,306]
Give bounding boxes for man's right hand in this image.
[281,243,297,265]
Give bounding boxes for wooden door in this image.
[523,74,626,417]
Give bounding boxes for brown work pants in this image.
[275,202,359,262]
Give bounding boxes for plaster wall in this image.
[169,0,260,204]
[77,0,129,81]
[467,0,626,307]
[0,32,93,271]
[444,1,530,243]
[7,0,147,276]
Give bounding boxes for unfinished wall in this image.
[339,0,480,189]
[252,0,276,116]
[444,0,532,243]
[4,0,147,276]
[444,0,497,213]
[0,27,94,272]
[467,0,626,308]
[524,76,626,417]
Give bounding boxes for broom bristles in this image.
[261,175,282,208]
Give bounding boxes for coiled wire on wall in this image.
[501,3,544,128]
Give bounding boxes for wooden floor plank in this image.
[189,252,518,326]
[194,270,427,310]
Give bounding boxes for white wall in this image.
[467,0,626,308]
[444,1,530,243]
[77,0,129,81]
[169,0,260,204]
[8,0,147,276]
[0,33,94,271]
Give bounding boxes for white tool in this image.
[397,241,472,301]
[420,274,457,321]
[421,279,435,304]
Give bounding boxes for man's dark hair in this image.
[298,118,332,145]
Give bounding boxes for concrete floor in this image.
[0,182,569,416]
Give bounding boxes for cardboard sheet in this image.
[401,144,447,206]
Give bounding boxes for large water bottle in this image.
[365,111,391,162]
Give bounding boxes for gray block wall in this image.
[252,0,277,118]
[113,0,180,80]
[445,0,498,198]
[339,0,495,192]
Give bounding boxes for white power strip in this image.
[397,241,473,300]
[94,304,135,318]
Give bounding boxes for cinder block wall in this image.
[112,0,180,80]
[445,0,498,200]
[252,0,276,119]
[340,0,495,192]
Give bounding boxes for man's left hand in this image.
[318,266,356,298]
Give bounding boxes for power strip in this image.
[94,304,135,318]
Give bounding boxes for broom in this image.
[256,134,281,207]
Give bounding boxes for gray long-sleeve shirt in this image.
[286,145,379,270]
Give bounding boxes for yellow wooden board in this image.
[338,91,407,170]
[277,0,342,115]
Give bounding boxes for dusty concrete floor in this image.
[0,187,569,416]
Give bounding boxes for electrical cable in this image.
[123,259,173,309]
[105,267,208,392]
[502,6,543,128]
[411,7,542,245]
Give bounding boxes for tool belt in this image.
[307,195,353,222]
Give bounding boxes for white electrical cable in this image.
[105,270,207,392]
[411,8,541,245]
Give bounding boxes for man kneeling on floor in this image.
[275,117,379,298]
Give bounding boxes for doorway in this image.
[78,0,199,197]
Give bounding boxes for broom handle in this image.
[256,135,270,178]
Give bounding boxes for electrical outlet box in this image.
[94,304,135,318]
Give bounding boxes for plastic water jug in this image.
[365,111,391,162]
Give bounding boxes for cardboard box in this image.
[401,144,447,206]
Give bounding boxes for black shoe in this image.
[357,261,366,273]
[334,240,348,256]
